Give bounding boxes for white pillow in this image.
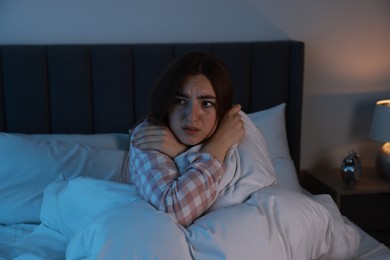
[248,103,291,160]
[0,133,125,224]
[273,158,302,193]
[248,104,302,192]
[17,133,129,150]
[209,112,276,210]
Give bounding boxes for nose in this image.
[186,102,199,121]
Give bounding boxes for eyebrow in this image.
[177,92,216,100]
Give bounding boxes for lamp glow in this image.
[369,99,390,179]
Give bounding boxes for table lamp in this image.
[369,99,390,179]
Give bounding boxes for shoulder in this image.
[131,118,155,136]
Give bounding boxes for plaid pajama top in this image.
[129,120,225,227]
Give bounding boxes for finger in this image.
[133,135,164,146]
[133,126,167,140]
[143,125,167,131]
[137,125,166,135]
[134,141,164,152]
[229,104,241,115]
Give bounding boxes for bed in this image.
[0,41,389,259]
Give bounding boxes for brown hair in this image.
[150,52,233,128]
[121,52,233,182]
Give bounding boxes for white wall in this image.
[1,0,390,170]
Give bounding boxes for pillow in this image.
[273,158,301,193]
[248,103,302,193]
[16,133,129,151]
[0,133,125,224]
[248,103,291,160]
[209,112,276,210]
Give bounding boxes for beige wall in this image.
[253,1,390,170]
[1,0,389,170]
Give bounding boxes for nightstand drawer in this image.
[341,193,390,230]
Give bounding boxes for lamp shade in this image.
[369,100,390,142]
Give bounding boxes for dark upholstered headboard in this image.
[0,41,304,170]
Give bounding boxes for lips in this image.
[182,126,200,135]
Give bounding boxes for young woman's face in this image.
[168,74,218,146]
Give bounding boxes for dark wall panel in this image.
[91,45,134,133]
[48,46,93,133]
[1,46,50,133]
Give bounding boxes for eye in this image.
[173,97,186,105]
[202,100,215,108]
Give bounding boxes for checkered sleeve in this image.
[129,121,225,227]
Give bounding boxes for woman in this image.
[128,52,244,227]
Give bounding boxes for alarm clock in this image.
[341,150,362,185]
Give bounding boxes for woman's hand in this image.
[202,104,245,162]
[132,124,187,158]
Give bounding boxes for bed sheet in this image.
[0,224,36,246]
[1,202,389,260]
[344,217,390,259]
[0,223,66,260]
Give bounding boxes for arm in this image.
[131,119,187,158]
[129,120,225,227]
[132,105,244,162]
[202,104,245,162]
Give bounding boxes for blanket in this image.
[5,178,360,260]
[2,113,360,259]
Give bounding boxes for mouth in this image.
[182,126,200,135]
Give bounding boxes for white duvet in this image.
[0,112,361,259]
[4,178,359,260]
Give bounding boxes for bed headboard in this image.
[0,41,304,171]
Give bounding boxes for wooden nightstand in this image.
[302,167,390,247]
